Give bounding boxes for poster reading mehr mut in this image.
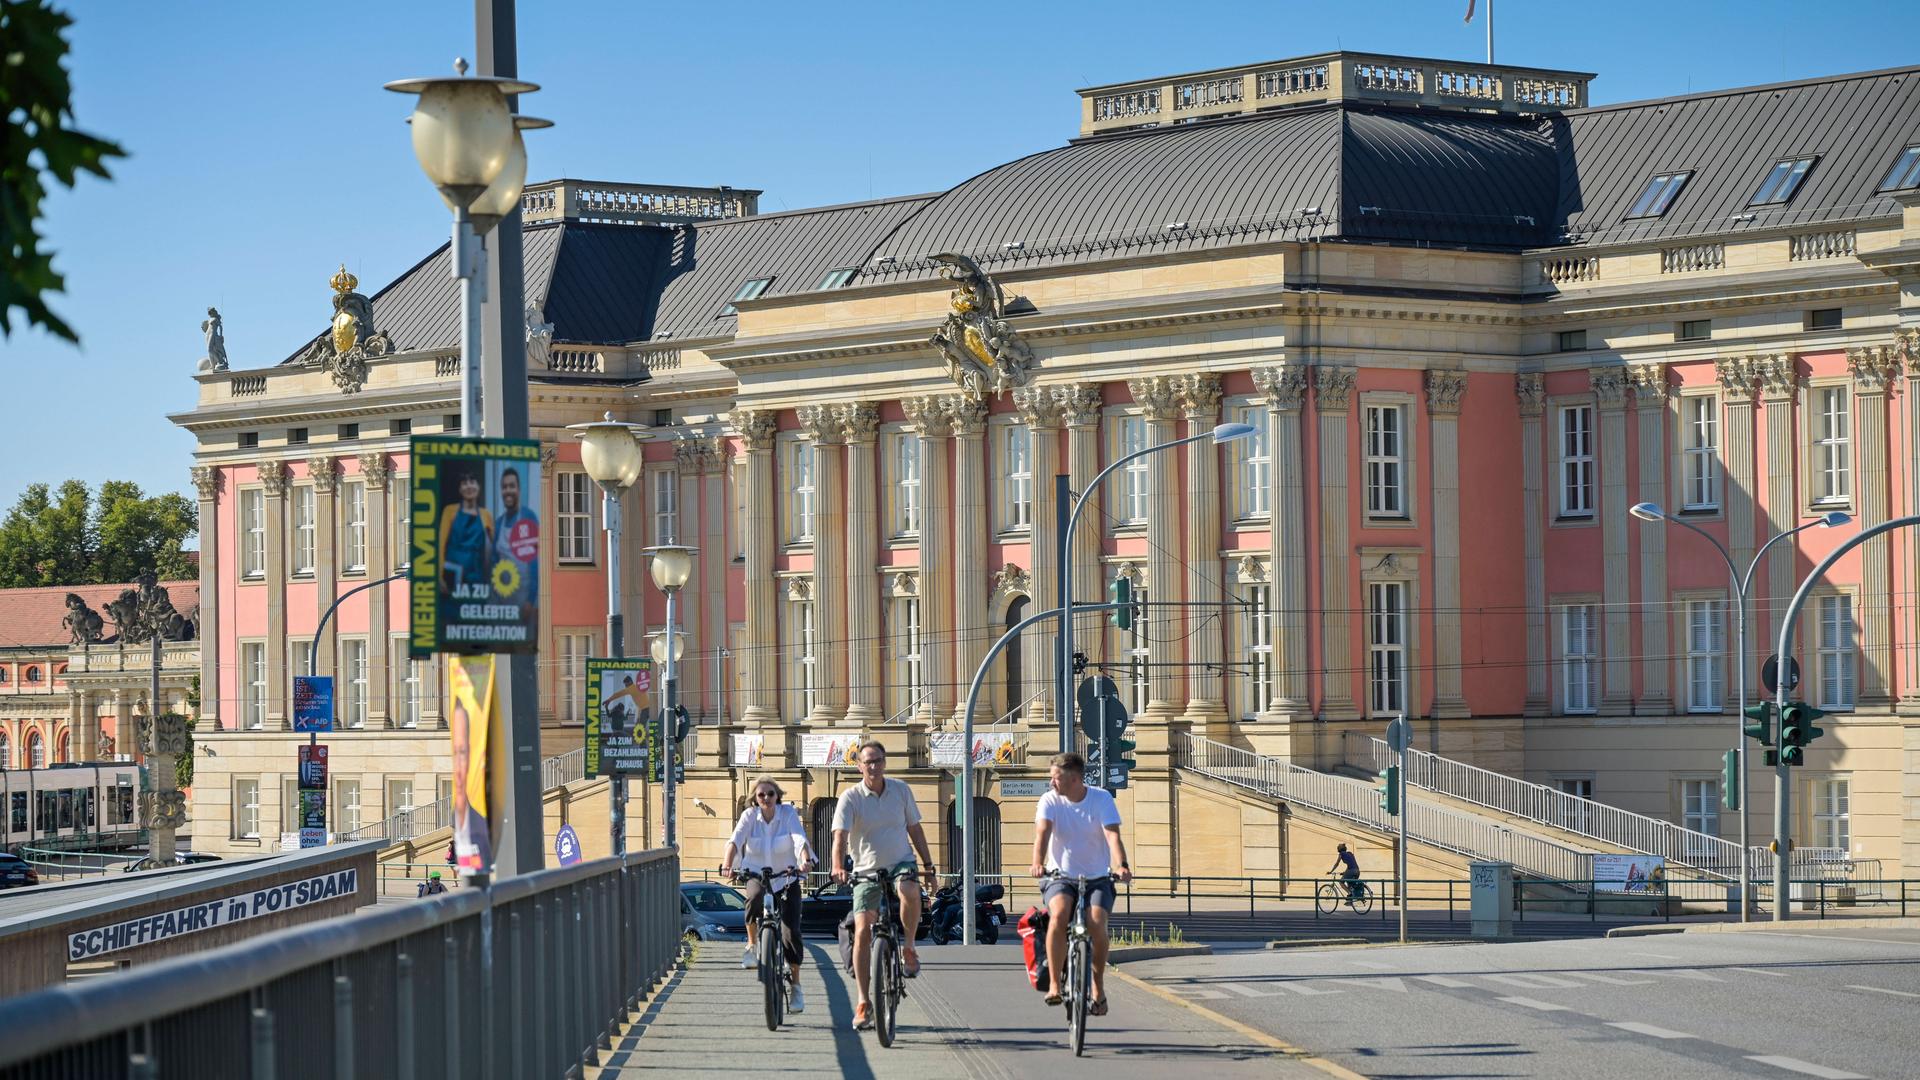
[585,657,652,777]
[408,436,542,657]
[448,655,496,878]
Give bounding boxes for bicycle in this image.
[737,866,798,1031]
[1316,874,1374,915]
[850,867,912,1047]
[1040,870,1112,1057]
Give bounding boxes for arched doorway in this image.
[945,796,1002,879]
[1004,597,1027,720]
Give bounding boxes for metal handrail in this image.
[343,747,587,845]
[1180,733,1594,884]
[995,687,1048,729]
[881,688,936,726]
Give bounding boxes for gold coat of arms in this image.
[928,252,1036,401]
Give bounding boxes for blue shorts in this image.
[1043,876,1116,913]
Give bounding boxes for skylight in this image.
[1750,157,1816,205]
[720,277,774,316]
[818,267,858,290]
[1626,172,1690,219]
[1878,146,1920,192]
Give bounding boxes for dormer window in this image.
[1750,157,1816,205]
[1878,145,1920,192]
[818,267,858,290]
[1626,172,1690,219]
[721,277,774,316]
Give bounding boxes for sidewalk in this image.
[590,938,1326,1078]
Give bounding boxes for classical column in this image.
[1850,345,1901,708]
[113,690,133,760]
[1427,369,1470,718]
[359,454,395,727]
[1128,376,1186,720]
[190,465,220,727]
[1314,366,1358,720]
[1174,373,1228,728]
[699,436,728,723]
[795,405,846,726]
[733,410,781,730]
[1254,363,1310,721]
[70,689,96,764]
[838,404,883,726]
[1056,383,1105,666]
[535,447,556,721]
[904,398,955,723]
[945,395,989,728]
[1629,365,1674,715]
[310,457,340,686]
[673,438,708,710]
[1716,360,1761,680]
[1758,357,1798,653]
[259,460,291,727]
[1593,368,1632,716]
[1014,386,1065,728]
[1517,375,1549,716]
[1905,339,1920,713]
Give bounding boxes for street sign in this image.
[292,676,334,733]
[1075,675,1120,717]
[1761,653,1801,696]
[407,435,543,657]
[1385,715,1412,752]
[999,779,1050,798]
[554,823,583,867]
[1079,693,1128,743]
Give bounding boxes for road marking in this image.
[1160,982,1228,1001]
[1498,996,1573,1012]
[1647,968,1721,982]
[1607,1021,1695,1040]
[1846,984,1920,999]
[1625,951,1682,960]
[1744,1055,1867,1079]
[1733,967,1790,978]
[1568,971,1655,986]
[1278,981,1344,996]
[1222,982,1289,999]
[1345,977,1409,993]
[1111,968,1372,1080]
[1416,975,1476,988]
[1485,973,1584,989]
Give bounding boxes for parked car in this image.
[0,853,39,889]
[122,852,222,873]
[797,877,931,940]
[680,881,749,943]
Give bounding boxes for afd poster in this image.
[448,655,496,878]
[585,657,652,776]
[408,436,542,657]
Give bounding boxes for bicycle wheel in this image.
[1315,882,1341,915]
[1069,936,1091,1057]
[872,932,898,1048]
[1350,888,1374,916]
[760,922,783,1031]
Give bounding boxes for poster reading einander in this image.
[585,657,652,776]
[408,436,542,657]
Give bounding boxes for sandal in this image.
[1090,997,1110,1017]
[902,945,920,978]
[1045,989,1064,1006]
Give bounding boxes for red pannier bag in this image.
[1017,906,1051,992]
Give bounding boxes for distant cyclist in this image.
[831,739,935,1032]
[1329,843,1363,900]
[1029,752,1130,1014]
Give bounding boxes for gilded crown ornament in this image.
[297,262,392,393]
[928,252,1036,402]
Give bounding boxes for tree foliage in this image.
[0,479,196,587]
[0,0,126,343]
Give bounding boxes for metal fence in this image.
[0,849,682,1080]
[1180,733,1594,883]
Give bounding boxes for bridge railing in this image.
[0,849,682,1079]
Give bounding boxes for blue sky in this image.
[5,0,1917,521]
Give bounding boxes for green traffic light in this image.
[1721,749,1739,810]
[1741,702,1775,747]
[1378,765,1400,816]
[1109,577,1133,630]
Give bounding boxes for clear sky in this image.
[5,0,1917,520]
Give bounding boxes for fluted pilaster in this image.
[1629,365,1674,715]
[1850,345,1902,706]
[1758,357,1798,657]
[1517,375,1549,716]
[1254,364,1309,719]
[839,403,883,725]
[1592,368,1632,715]
[699,438,728,723]
[1014,386,1065,726]
[1315,367,1358,719]
[946,395,989,727]
[1128,377,1185,718]
[258,460,291,727]
[732,410,781,729]
[1427,369,1469,718]
[905,397,956,722]
[1716,360,1762,678]
[70,689,96,764]
[1174,373,1227,726]
[797,405,846,725]
[1058,383,1105,666]
[190,465,221,727]
[1904,351,1920,711]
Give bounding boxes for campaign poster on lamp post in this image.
[448,655,496,878]
[585,657,652,776]
[408,436,542,658]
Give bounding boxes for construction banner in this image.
[448,655,496,878]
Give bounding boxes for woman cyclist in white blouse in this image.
[721,777,815,1012]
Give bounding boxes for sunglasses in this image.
[755,791,778,800]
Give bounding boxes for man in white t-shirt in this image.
[1028,751,1131,1012]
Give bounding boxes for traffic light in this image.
[1742,701,1776,747]
[1378,765,1400,816]
[1109,576,1133,630]
[1109,735,1138,789]
[1778,702,1827,766]
[1721,749,1740,810]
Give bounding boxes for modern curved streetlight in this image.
[1628,500,1850,919]
[644,543,698,849]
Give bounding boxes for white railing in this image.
[1180,733,1593,883]
[543,747,586,790]
[1789,230,1856,261]
[1661,243,1725,274]
[340,795,450,844]
[1542,255,1599,284]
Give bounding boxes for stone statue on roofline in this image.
[526,301,554,369]
[198,307,229,373]
[63,593,104,646]
[928,252,1037,401]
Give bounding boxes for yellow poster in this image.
[448,654,496,878]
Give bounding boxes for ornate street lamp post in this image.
[644,545,695,848]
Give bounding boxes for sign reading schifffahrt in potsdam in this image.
[408,436,543,657]
[585,657,652,776]
[66,868,359,961]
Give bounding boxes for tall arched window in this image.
[1004,597,1027,720]
[0,730,10,769]
[27,730,45,768]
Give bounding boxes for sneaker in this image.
[741,945,755,969]
[854,1001,873,1030]
[790,983,806,1013]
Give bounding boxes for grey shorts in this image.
[1043,876,1116,913]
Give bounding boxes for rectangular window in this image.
[787,440,815,543]
[1878,145,1920,191]
[341,638,368,728]
[1119,417,1149,525]
[892,433,921,537]
[288,427,308,446]
[789,596,818,720]
[241,489,266,578]
[242,642,267,730]
[1367,582,1407,717]
[819,267,858,290]
[1626,171,1690,218]
[1750,157,1816,205]
[1558,777,1595,836]
[1243,583,1273,717]
[1812,386,1850,504]
[334,778,361,836]
[1817,595,1856,710]
[387,778,415,821]
[239,432,259,449]
[1364,404,1407,519]
[557,472,595,562]
[391,418,411,436]
[288,637,313,679]
[1003,424,1032,531]
[652,470,678,543]
[1557,329,1588,352]
[395,642,425,729]
[889,595,924,720]
[1806,308,1842,331]
[1236,405,1269,519]
[342,480,367,572]
[1811,779,1850,851]
[1558,405,1595,517]
[1681,396,1719,511]
[233,778,261,839]
[721,276,774,316]
[1562,604,1598,715]
[291,486,316,575]
[1678,319,1712,342]
[1682,779,1719,838]
[280,777,296,840]
[558,632,594,724]
[1685,599,1726,712]
[338,423,359,440]
[443,414,462,433]
[651,409,673,428]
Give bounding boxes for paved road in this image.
[1132,927,1920,1080]
[592,939,1323,1078]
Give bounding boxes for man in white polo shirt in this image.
[1028,751,1131,1013]
[831,739,936,1031]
